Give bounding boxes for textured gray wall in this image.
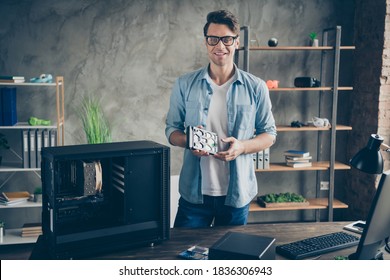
[0,0,355,225]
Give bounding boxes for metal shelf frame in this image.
[235,26,354,222]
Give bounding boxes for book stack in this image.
[284,150,312,168]
[0,191,30,206]
[0,75,25,83]
[21,222,42,238]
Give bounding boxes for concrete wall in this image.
[0,0,355,226]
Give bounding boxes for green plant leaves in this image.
[80,96,112,144]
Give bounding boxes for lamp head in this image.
[350,134,384,174]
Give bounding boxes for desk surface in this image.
[1,222,389,260]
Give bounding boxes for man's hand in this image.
[214,137,245,162]
[191,149,210,157]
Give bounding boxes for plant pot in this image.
[311,39,319,47]
[34,194,42,203]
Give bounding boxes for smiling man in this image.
[165,10,276,228]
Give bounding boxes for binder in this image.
[0,90,3,126]
[253,153,258,169]
[1,87,17,126]
[49,129,57,147]
[36,130,42,168]
[263,148,270,169]
[21,130,29,168]
[257,150,264,170]
[42,129,49,148]
[28,129,36,168]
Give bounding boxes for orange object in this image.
[266,80,279,89]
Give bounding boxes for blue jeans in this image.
[174,196,250,228]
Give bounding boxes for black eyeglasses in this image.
[205,35,239,46]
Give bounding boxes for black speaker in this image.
[294,77,320,87]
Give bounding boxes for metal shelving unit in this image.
[0,76,65,245]
[235,26,355,221]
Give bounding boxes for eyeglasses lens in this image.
[207,36,236,46]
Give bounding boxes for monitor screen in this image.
[349,170,390,260]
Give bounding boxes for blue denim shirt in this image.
[165,66,276,208]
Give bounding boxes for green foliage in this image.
[80,96,112,144]
[261,192,306,203]
[334,256,349,260]
[0,133,10,150]
[34,186,42,194]
[309,32,317,40]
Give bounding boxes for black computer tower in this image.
[41,140,170,259]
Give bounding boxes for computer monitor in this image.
[349,170,390,260]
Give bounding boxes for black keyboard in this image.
[276,231,360,259]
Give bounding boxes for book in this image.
[0,79,25,83]
[21,222,42,237]
[285,156,312,161]
[286,161,312,168]
[22,222,42,231]
[283,150,310,158]
[0,75,25,80]
[286,158,310,163]
[1,87,17,126]
[0,191,30,205]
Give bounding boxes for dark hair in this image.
[203,10,240,37]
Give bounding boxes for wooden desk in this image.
[1,222,389,260]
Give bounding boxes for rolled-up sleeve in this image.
[255,80,277,137]
[165,78,186,144]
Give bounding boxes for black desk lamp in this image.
[348,133,390,259]
[350,134,390,174]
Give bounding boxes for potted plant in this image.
[33,186,42,203]
[79,96,112,144]
[0,133,10,165]
[309,32,319,47]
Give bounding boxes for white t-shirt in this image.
[201,73,236,196]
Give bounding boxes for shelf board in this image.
[0,201,41,209]
[0,82,58,87]
[249,198,348,212]
[256,161,351,172]
[269,87,353,91]
[238,46,355,51]
[0,122,57,129]
[0,228,39,245]
[0,162,40,172]
[276,124,352,131]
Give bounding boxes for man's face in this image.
[205,23,239,68]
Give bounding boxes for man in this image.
[165,10,276,228]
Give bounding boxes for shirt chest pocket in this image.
[185,101,200,126]
[235,105,255,130]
